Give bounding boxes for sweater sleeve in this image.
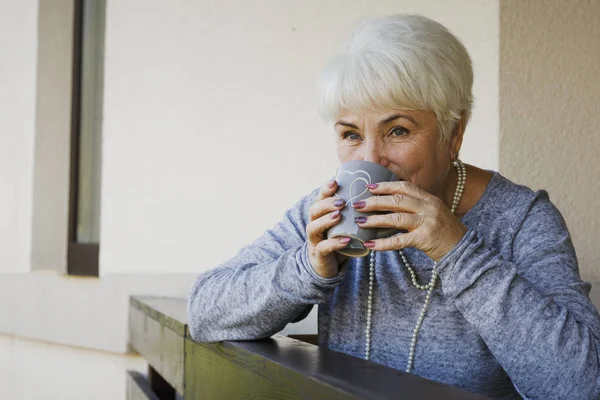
[187,189,346,343]
[436,191,600,399]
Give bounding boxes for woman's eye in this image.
[390,127,409,137]
[343,132,361,141]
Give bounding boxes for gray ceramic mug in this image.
[326,160,400,257]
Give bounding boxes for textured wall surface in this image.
[500,0,600,281]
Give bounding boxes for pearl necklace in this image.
[364,158,467,373]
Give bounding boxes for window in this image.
[68,0,105,276]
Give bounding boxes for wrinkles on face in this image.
[334,108,452,198]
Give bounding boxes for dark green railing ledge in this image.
[128,296,490,399]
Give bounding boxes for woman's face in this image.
[334,108,459,198]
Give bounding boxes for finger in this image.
[367,181,432,201]
[316,179,338,202]
[364,232,416,252]
[354,193,423,213]
[307,209,342,245]
[314,236,352,258]
[309,196,345,222]
[354,212,422,231]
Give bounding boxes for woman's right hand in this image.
[306,180,350,278]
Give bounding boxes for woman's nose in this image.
[363,140,385,165]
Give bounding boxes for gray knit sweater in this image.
[188,171,600,399]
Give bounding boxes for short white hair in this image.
[318,14,474,142]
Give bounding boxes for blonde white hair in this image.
[318,14,474,142]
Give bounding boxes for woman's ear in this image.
[449,112,466,159]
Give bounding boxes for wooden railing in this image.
[127,296,490,399]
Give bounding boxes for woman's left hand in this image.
[355,181,468,262]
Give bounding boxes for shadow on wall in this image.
[590,284,600,311]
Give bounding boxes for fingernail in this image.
[366,184,378,190]
[331,210,340,219]
[339,237,351,244]
[353,201,366,209]
[363,241,375,248]
[333,199,344,207]
[328,180,336,188]
[354,216,367,224]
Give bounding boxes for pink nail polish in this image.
[363,241,375,248]
[331,210,340,219]
[366,183,378,190]
[340,237,351,244]
[353,201,366,209]
[328,180,336,188]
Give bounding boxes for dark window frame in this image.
[68,0,99,276]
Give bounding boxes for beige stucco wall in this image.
[500,0,600,282]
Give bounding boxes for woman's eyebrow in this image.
[377,113,418,127]
[334,121,359,129]
[334,114,418,129]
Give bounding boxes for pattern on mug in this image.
[335,170,372,206]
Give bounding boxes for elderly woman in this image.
[187,14,600,399]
